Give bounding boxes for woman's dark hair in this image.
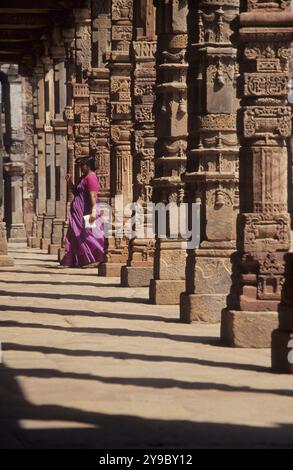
[85,157,96,171]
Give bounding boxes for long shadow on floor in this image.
[0,320,217,345]
[0,280,121,288]
[2,366,285,394]
[1,364,293,449]
[0,290,148,304]
[0,305,174,323]
[3,342,267,373]
[0,269,117,277]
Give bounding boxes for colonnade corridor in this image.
[0,246,292,449]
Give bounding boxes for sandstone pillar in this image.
[0,112,13,266]
[21,73,36,239]
[72,6,91,165]
[5,67,27,242]
[41,56,55,251]
[58,27,76,261]
[221,1,293,348]
[121,0,157,287]
[49,43,68,255]
[180,0,240,323]
[89,0,111,205]
[149,0,188,305]
[4,162,27,243]
[29,62,46,249]
[99,0,134,277]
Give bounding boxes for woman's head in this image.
[79,157,96,175]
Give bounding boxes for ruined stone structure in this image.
[1,0,293,371]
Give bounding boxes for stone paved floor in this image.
[0,246,293,449]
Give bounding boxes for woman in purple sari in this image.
[60,157,105,268]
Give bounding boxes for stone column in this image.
[72,6,91,163]
[49,43,68,255]
[21,74,36,240]
[5,66,27,242]
[41,56,55,251]
[98,0,134,277]
[121,0,157,287]
[89,0,111,204]
[0,112,13,266]
[4,162,27,243]
[221,0,293,348]
[59,27,76,261]
[29,62,46,248]
[180,0,240,323]
[149,0,188,305]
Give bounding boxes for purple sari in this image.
[61,173,105,267]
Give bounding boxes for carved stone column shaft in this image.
[149,0,189,305]
[221,0,293,348]
[180,0,240,324]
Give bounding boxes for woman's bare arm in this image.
[89,191,97,223]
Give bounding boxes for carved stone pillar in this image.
[90,0,111,204]
[29,62,46,248]
[221,0,293,348]
[121,0,157,287]
[40,56,55,251]
[0,120,13,266]
[4,162,27,243]
[49,42,68,255]
[59,27,76,261]
[72,6,91,166]
[180,0,240,323]
[149,0,188,305]
[5,67,27,242]
[99,0,134,277]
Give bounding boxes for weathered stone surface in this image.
[99,262,122,278]
[150,279,186,305]
[154,244,187,281]
[186,255,233,295]
[221,310,278,349]
[121,266,153,288]
[180,293,226,324]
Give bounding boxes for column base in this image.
[272,330,293,374]
[8,238,27,244]
[121,265,153,287]
[99,262,125,277]
[221,309,278,348]
[48,244,61,255]
[40,238,50,251]
[29,237,41,248]
[180,292,226,324]
[0,255,14,267]
[9,223,27,243]
[149,279,185,305]
[58,248,65,262]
